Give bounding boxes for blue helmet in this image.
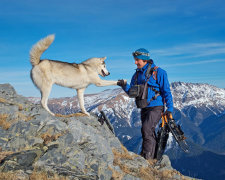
[132,48,150,60]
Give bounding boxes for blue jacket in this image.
[123,63,173,112]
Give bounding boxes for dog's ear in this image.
[101,57,107,61]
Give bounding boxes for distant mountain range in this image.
[28,82,225,180]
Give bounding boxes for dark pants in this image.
[141,106,163,159]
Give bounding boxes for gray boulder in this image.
[0,84,194,180]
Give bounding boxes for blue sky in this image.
[0,0,225,97]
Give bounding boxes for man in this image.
[117,48,173,159]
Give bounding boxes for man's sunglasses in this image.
[132,51,150,57]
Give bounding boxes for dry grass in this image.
[0,170,69,180]
[112,145,156,180]
[108,166,124,180]
[113,144,137,161]
[0,171,20,180]
[29,170,68,180]
[0,112,34,130]
[0,97,33,127]
[55,112,88,117]
[0,150,14,163]
[18,104,23,111]
[147,159,157,166]
[111,145,191,180]
[15,112,33,122]
[41,132,63,145]
[0,149,67,179]
[0,97,6,103]
[138,166,155,180]
[0,114,11,130]
[0,97,23,111]
[0,148,72,180]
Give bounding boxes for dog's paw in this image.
[49,112,55,116]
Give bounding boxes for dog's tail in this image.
[30,34,55,66]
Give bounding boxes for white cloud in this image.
[0,70,29,79]
[153,42,225,58]
[163,59,225,67]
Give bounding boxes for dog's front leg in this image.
[76,88,90,116]
[95,80,118,87]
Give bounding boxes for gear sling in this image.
[128,63,160,108]
[155,113,189,160]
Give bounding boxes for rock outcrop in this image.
[0,84,194,180]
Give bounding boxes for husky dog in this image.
[30,34,118,116]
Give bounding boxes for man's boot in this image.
[140,151,152,160]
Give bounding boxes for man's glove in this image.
[117,79,127,87]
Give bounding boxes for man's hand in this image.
[117,79,127,87]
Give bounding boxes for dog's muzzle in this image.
[102,70,110,77]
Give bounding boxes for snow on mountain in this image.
[27,97,41,104]
[89,89,138,127]
[27,82,225,124]
[171,82,225,113]
[27,82,225,145]
[84,88,122,108]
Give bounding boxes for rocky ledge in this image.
[0,84,194,180]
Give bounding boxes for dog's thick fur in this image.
[30,34,118,116]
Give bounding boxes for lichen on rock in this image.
[0,84,194,180]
